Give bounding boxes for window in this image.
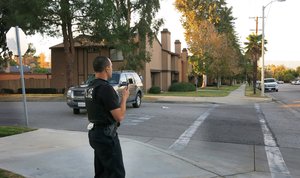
[133,73,142,84]
[265,79,275,83]
[108,73,120,84]
[110,49,123,61]
[119,74,127,84]
[87,47,100,53]
[126,74,134,84]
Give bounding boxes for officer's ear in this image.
[105,66,109,73]
[105,65,112,73]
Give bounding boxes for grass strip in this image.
[0,126,36,137]
[0,126,35,178]
[0,168,25,178]
[0,94,65,102]
[245,84,265,97]
[147,85,240,97]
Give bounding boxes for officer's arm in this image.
[110,87,129,122]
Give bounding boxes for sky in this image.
[26,0,300,68]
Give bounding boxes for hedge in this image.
[168,82,196,92]
[148,86,161,94]
[0,88,15,94]
[17,88,58,94]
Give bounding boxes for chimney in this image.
[174,40,181,55]
[161,28,171,51]
[182,48,188,60]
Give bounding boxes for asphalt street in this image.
[0,84,300,177]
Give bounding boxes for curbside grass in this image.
[245,84,267,97]
[146,84,241,97]
[0,168,25,178]
[0,126,36,137]
[0,126,36,178]
[0,94,65,102]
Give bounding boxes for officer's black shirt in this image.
[85,78,120,126]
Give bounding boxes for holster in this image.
[103,123,118,137]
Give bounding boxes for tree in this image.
[296,66,300,75]
[175,0,242,88]
[23,43,38,68]
[1,0,163,89]
[81,0,163,72]
[244,34,266,94]
[0,0,45,70]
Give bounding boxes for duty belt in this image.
[87,122,118,137]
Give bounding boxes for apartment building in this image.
[50,28,190,92]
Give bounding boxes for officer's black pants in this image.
[88,127,125,178]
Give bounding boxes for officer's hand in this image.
[122,86,130,100]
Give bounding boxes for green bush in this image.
[17,88,57,94]
[0,88,14,94]
[148,86,161,94]
[168,82,196,92]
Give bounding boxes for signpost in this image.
[6,27,29,127]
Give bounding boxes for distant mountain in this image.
[265,60,300,69]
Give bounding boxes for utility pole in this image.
[261,0,286,97]
[249,16,262,35]
[249,16,262,94]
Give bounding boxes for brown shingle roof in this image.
[50,35,106,49]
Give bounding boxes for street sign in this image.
[6,27,28,55]
[6,27,29,127]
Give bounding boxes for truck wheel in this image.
[132,93,141,108]
[73,108,80,114]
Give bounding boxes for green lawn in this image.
[0,168,25,178]
[0,126,36,137]
[0,94,65,102]
[147,85,240,97]
[245,84,266,98]
[0,126,35,178]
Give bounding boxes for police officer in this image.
[86,56,129,178]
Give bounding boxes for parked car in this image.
[291,80,300,85]
[277,80,284,84]
[257,78,279,92]
[256,80,261,88]
[67,71,144,114]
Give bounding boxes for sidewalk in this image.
[0,84,273,178]
[145,84,272,105]
[0,129,219,178]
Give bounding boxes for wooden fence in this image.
[0,79,51,92]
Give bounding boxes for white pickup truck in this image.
[258,78,279,92]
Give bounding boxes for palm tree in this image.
[244,34,267,94]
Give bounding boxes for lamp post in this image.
[261,0,285,96]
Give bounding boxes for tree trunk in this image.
[253,59,257,94]
[59,0,75,91]
[62,22,75,91]
[217,74,221,89]
[201,74,207,88]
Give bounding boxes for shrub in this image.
[168,82,196,92]
[0,88,14,94]
[17,88,57,94]
[148,86,161,94]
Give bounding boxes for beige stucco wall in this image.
[161,29,171,51]
[148,38,162,70]
[182,49,189,82]
[143,37,163,92]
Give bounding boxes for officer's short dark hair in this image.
[93,56,111,72]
